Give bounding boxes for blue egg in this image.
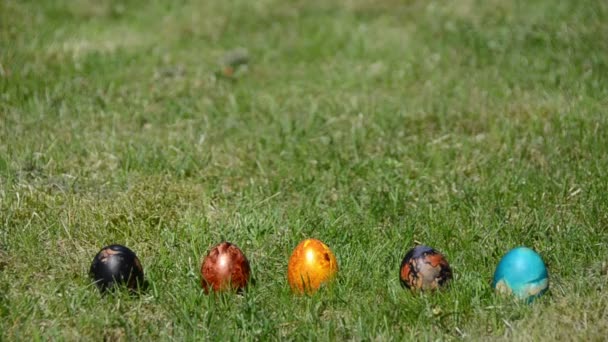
[492,247,549,302]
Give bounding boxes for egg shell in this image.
[90,244,144,293]
[399,245,452,291]
[200,242,251,294]
[492,247,549,302]
[287,238,338,294]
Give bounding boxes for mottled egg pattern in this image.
[90,244,144,293]
[201,242,251,294]
[399,245,452,291]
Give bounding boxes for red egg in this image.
[200,242,251,294]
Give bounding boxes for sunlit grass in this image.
[1,0,607,339]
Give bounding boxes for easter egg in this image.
[90,244,144,293]
[200,242,251,294]
[492,247,548,302]
[399,245,452,291]
[287,238,338,294]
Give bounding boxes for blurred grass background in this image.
[1,0,607,339]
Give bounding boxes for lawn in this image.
[1,0,607,340]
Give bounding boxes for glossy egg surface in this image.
[201,242,251,293]
[287,238,338,294]
[90,244,144,293]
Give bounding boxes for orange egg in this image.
[287,238,338,294]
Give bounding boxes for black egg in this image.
[90,244,144,293]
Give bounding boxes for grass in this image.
[1,0,607,339]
